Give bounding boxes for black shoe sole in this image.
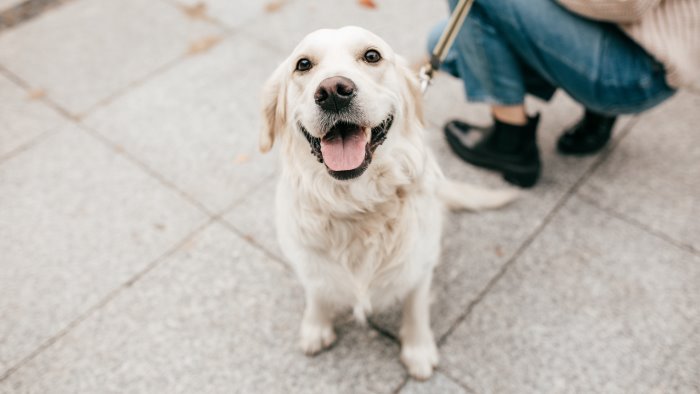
[445,128,541,188]
[556,136,610,155]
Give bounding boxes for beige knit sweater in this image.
[557,0,700,90]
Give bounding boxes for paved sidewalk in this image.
[1,1,698,393]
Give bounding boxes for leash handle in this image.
[420,0,476,93]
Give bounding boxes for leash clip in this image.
[417,0,475,94]
[419,64,434,94]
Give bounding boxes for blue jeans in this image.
[429,0,675,115]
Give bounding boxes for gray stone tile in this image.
[173,0,269,29]
[641,323,700,393]
[0,74,67,160]
[240,0,448,62]
[0,126,206,375]
[401,372,470,394]
[84,36,278,214]
[440,197,700,393]
[0,0,220,115]
[579,91,700,251]
[223,177,283,261]
[0,223,406,394]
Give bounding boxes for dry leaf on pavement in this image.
[264,0,287,13]
[27,89,45,100]
[181,2,207,19]
[358,0,377,9]
[234,154,251,164]
[494,245,504,257]
[187,36,222,55]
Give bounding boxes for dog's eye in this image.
[363,49,381,63]
[296,58,312,72]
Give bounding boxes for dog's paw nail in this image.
[401,343,439,380]
[300,324,336,356]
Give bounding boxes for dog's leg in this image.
[399,273,438,380]
[300,290,337,356]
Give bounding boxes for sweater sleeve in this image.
[556,0,663,23]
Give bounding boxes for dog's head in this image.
[260,26,423,181]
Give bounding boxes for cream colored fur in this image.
[259,26,517,380]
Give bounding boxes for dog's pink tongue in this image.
[320,130,367,172]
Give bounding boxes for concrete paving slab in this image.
[84,36,278,214]
[0,0,220,115]
[0,126,206,375]
[579,91,700,251]
[223,177,283,261]
[0,74,66,160]
[401,372,470,394]
[440,196,700,393]
[641,323,699,392]
[0,223,406,394]
[239,0,447,62]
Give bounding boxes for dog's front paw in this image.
[300,323,336,356]
[400,342,439,380]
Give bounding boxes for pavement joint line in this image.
[214,172,277,219]
[0,218,216,383]
[390,376,409,394]
[0,63,84,165]
[435,113,641,347]
[77,53,187,119]
[215,217,294,274]
[76,122,217,218]
[0,127,56,166]
[438,368,478,393]
[0,63,78,121]
[577,193,700,257]
[367,318,399,344]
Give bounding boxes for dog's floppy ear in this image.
[398,57,424,126]
[259,61,288,153]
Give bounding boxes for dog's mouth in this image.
[299,113,394,181]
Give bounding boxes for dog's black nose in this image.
[314,76,356,112]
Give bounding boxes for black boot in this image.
[557,109,616,155]
[444,115,541,188]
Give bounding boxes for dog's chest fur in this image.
[276,159,443,314]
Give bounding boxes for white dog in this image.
[259,26,517,380]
